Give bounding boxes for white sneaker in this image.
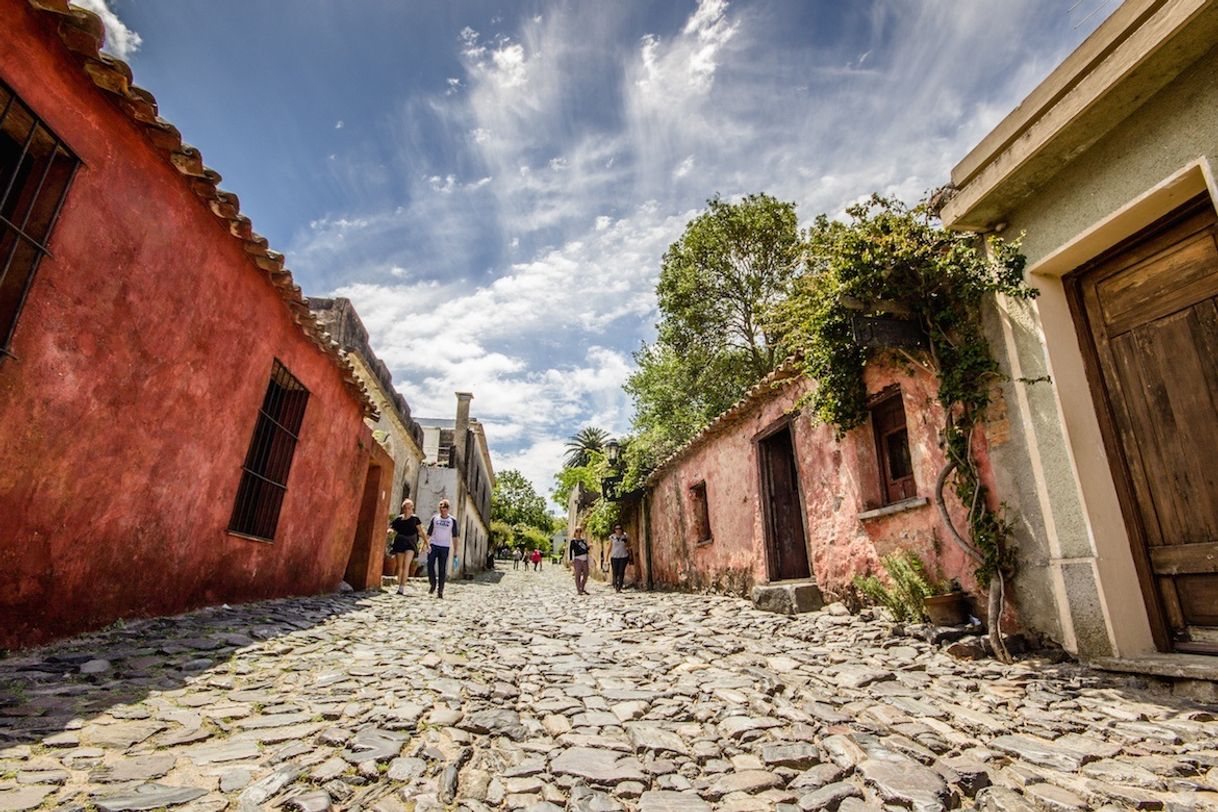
[396,586,406,595]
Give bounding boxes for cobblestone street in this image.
[1,567,1216,812]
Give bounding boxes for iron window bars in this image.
[0,79,80,359]
[229,360,310,541]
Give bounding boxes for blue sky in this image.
[87,0,1115,505]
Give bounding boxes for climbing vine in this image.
[771,195,1035,661]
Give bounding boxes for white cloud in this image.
[74,0,142,60]
[335,120,345,129]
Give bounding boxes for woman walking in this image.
[608,524,630,592]
[389,499,427,595]
[569,527,590,595]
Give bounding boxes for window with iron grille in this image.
[870,388,916,505]
[229,360,310,540]
[0,80,80,358]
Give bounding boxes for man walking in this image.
[513,548,522,570]
[426,499,460,599]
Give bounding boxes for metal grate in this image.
[229,359,310,540]
[0,79,80,358]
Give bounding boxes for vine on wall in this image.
[771,195,1036,661]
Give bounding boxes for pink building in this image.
[632,357,1009,622]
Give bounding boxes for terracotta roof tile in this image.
[27,0,378,418]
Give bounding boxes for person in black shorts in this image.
[389,499,426,595]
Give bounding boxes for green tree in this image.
[656,193,801,375]
[563,427,609,469]
[624,193,801,485]
[516,524,552,554]
[492,470,552,532]
[490,519,515,550]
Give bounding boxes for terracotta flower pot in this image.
[923,591,968,626]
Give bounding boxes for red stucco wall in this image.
[645,360,1007,618]
[0,3,373,648]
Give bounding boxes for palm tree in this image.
[564,426,609,468]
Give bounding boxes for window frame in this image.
[689,479,712,546]
[0,78,81,360]
[869,387,916,505]
[228,359,311,542]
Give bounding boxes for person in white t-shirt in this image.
[425,499,460,599]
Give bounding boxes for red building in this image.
[0,0,392,649]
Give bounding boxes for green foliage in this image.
[657,193,801,375]
[564,427,610,469]
[492,469,552,533]
[552,452,605,507]
[490,519,514,548]
[853,550,946,622]
[772,195,1035,583]
[515,524,551,554]
[583,499,621,540]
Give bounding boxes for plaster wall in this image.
[415,466,467,575]
[0,5,373,648]
[349,353,424,512]
[977,43,1218,658]
[644,364,1005,618]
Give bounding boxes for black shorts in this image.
[392,537,419,555]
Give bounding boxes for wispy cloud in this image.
[74,0,142,59]
[284,0,1111,501]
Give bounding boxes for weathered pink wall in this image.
[0,2,373,648]
[645,359,1006,615]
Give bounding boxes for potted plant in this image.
[923,578,969,627]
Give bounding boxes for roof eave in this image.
[27,0,378,417]
[942,0,1218,231]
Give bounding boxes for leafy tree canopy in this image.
[491,469,552,533]
[624,193,800,486]
[656,193,801,376]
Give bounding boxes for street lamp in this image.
[605,438,621,466]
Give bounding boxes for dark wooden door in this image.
[759,425,811,582]
[1072,197,1218,652]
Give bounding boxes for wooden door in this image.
[759,424,811,582]
[1070,196,1218,652]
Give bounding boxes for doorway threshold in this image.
[752,579,823,615]
[1090,653,1218,701]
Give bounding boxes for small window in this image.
[871,388,915,504]
[229,360,310,540]
[0,80,80,357]
[690,480,712,545]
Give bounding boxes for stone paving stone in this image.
[93,783,208,811]
[0,567,1216,810]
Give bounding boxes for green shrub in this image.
[852,550,947,622]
